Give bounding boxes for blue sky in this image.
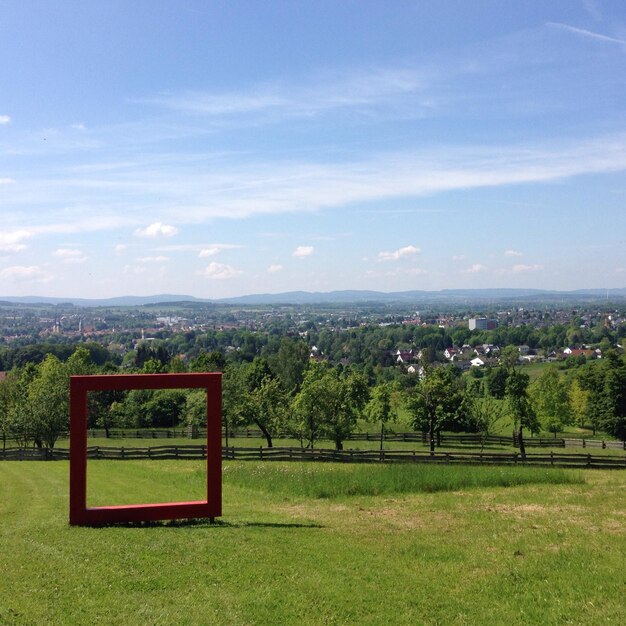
[1,0,625,299]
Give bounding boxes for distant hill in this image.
[0,294,209,307]
[1,288,625,307]
[216,288,626,305]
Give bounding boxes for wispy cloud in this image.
[197,244,242,257]
[138,67,428,123]
[0,115,10,125]
[504,249,523,257]
[0,178,15,185]
[293,245,314,257]
[267,264,283,273]
[378,245,421,261]
[0,265,53,282]
[134,222,178,238]
[548,22,626,47]
[54,248,88,264]
[137,255,169,263]
[462,264,488,274]
[198,262,243,279]
[0,230,32,254]
[511,264,544,273]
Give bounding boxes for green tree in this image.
[292,363,361,450]
[530,366,571,437]
[468,394,505,452]
[26,354,70,449]
[0,371,19,451]
[406,365,463,453]
[569,379,590,428]
[364,383,394,452]
[505,369,539,459]
[272,337,309,393]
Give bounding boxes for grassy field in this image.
[1,460,624,625]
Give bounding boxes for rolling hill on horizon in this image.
[2,288,626,308]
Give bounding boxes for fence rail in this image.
[1,444,624,469]
[3,428,625,450]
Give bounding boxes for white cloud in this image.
[139,67,426,120]
[511,264,544,273]
[504,249,523,257]
[378,245,421,262]
[54,248,88,263]
[134,222,178,238]
[0,178,15,185]
[267,264,283,273]
[0,230,32,254]
[548,22,626,47]
[123,264,148,276]
[462,264,488,274]
[293,246,314,257]
[113,244,128,255]
[198,262,243,280]
[0,265,52,282]
[451,254,465,261]
[0,115,10,125]
[137,255,169,263]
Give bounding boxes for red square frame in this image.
[69,372,222,525]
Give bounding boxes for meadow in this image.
[1,460,625,625]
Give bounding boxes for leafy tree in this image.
[505,369,539,459]
[468,394,505,452]
[530,366,571,437]
[569,379,590,428]
[190,351,226,372]
[272,337,309,393]
[26,354,70,449]
[0,371,19,451]
[291,363,361,450]
[406,365,463,453]
[364,383,394,451]
[144,389,187,428]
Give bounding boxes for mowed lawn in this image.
[0,460,624,625]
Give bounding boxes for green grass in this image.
[1,460,625,625]
[223,462,583,498]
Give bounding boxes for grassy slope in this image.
[1,461,625,625]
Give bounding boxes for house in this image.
[470,357,485,367]
[395,350,414,364]
[444,348,458,361]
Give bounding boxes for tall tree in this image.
[530,366,571,438]
[505,369,539,459]
[364,383,394,452]
[406,365,463,453]
[26,354,70,449]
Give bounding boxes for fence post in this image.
[121,447,125,459]
[550,451,554,466]
[259,446,263,460]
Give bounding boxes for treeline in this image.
[1,343,625,453]
[3,315,624,373]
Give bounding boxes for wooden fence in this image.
[1,444,624,469]
[3,428,625,450]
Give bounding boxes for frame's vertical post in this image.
[206,376,222,517]
[69,379,88,525]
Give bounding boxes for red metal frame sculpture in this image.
[69,372,222,526]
